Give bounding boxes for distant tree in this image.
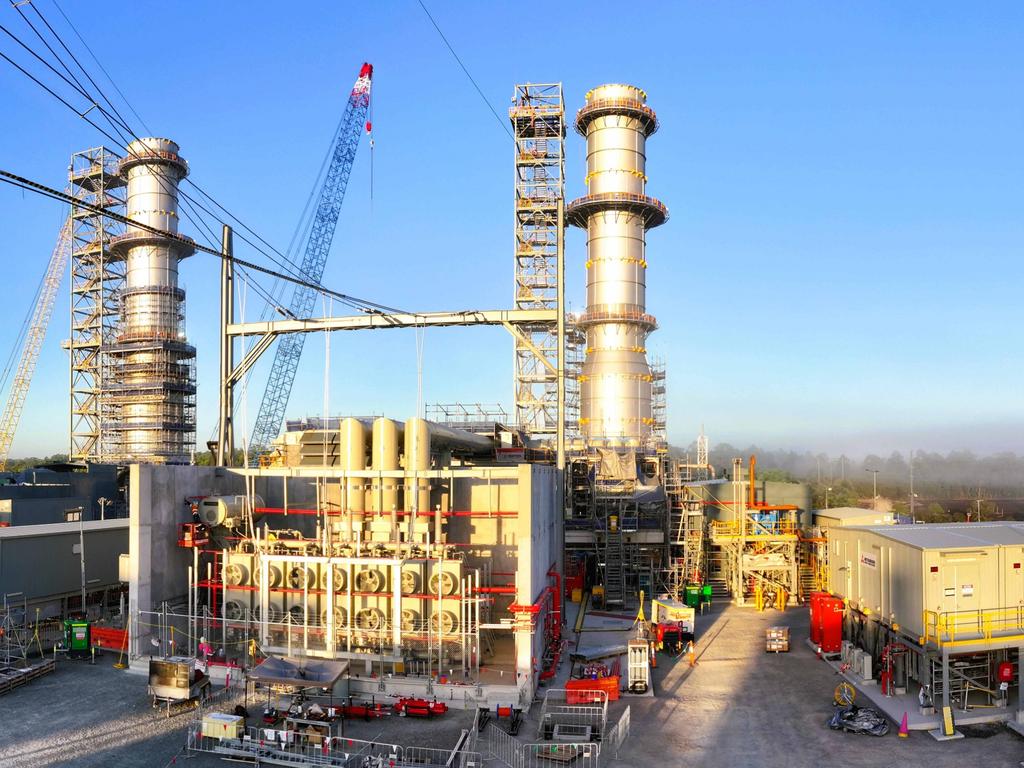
[760,468,795,483]
[922,502,949,523]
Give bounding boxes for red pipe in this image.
[255,507,517,518]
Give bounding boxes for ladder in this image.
[603,524,625,606]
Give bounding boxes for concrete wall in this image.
[0,519,127,616]
[129,464,245,619]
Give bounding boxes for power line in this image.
[0,169,404,314]
[24,0,138,139]
[416,0,513,140]
[0,8,315,291]
[48,0,154,136]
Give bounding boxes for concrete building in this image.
[0,464,127,619]
[127,418,562,706]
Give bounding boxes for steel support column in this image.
[217,225,234,466]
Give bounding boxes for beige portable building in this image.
[827,522,1024,643]
[814,507,894,531]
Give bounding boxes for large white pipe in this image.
[341,418,366,533]
[404,417,431,514]
[369,417,400,514]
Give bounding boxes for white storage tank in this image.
[198,495,264,529]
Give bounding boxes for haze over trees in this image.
[672,443,1024,521]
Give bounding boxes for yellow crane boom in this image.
[0,219,71,471]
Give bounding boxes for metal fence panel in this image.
[522,742,600,768]
[487,722,522,768]
[536,689,608,741]
[606,705,630,758]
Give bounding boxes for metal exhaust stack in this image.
[106,138,196,463]
[567,85,667,448]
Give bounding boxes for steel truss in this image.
[510,84,565,441]
[68,147,125,461]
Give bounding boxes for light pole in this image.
[865,469,879,511]
[66,506,86,615]
[826,487,832,509]
[909,450,915,523]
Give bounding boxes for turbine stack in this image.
[104,138,196,463]
[567,85,668,448]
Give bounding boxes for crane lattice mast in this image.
[0,220,72,470]
[249,62,373,456]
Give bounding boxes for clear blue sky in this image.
[1,1,1021,458]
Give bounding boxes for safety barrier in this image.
[537,688,607,741]
[485,723,601,768]
[710,519,798,539]
[605,705,631,759]
[189,725,480,768]
[923,605,1024,647]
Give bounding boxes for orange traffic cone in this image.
[899,712,909,738]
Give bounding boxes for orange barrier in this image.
[566,676,620,703]
[90,626,128,651]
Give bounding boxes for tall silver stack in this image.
[104,138,196,463]
[567,85,668,448]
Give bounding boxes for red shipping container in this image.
[808,591,829,645]
[820,596,844,653]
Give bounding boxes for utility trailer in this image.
[651,597,695,653]
[148,656,211,716]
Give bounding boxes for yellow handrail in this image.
[923,605,1024,647]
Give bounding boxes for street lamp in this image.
[65,506,86,615]
[825,487,832,509]
[865,468,879,511]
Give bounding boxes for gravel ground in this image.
[3,606,1021,767]
[0,656,473,767]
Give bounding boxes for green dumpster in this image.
[701,584,713,606]
[684,584,702,608]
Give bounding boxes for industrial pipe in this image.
[405,417,430,514]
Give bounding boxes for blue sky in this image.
[0,1,1021,458]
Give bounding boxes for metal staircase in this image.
[602,522,625,606]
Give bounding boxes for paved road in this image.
[612,602,1023,767]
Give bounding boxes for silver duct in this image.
[567,84,668,448]
[105,138,196,463]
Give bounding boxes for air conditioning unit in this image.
[858,652,873,681]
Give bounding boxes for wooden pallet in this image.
[0,659,56,695]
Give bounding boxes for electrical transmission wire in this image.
[0,4,320,297]
[0,170,404,314]
[416,0,513,140]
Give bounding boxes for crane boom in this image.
[0,219,72,471]
[249,62,373,455]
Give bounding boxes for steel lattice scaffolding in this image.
[650,357,667,449]
[510,84,564,441]
[68,147,125,462]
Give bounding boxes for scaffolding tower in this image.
[510,84,564,440]
[650,358,667,450]
[564,320,585,444]
[68,147,125,462]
